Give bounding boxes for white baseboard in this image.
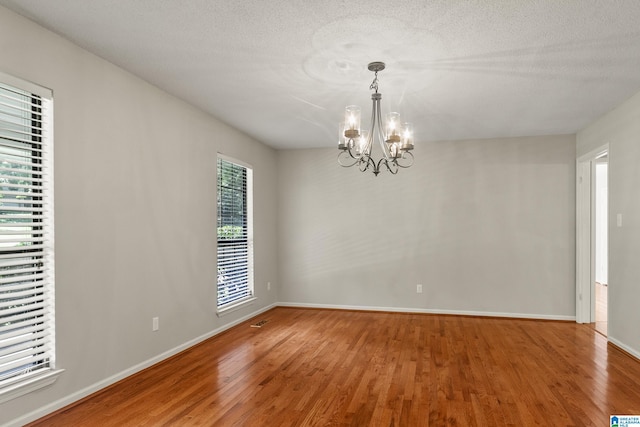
[276,301,576,321]
[7,303,277,427]
[609,336,640,361]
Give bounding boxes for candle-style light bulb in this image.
[401,122,414,150]
[344,105,361,139]
[385,112,401,143]
[338,122,347,150]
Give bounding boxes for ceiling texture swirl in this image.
[2,0,640,149]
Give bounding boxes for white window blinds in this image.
[217,156,253,309]
[0,77,55,393]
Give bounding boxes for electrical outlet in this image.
[152,317,159,331]
[416,284,423,294]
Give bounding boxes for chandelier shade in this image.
[338,62,414,176]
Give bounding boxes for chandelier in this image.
[338,62,414,176]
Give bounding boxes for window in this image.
[217,155,253,311]
[0,72,60,403]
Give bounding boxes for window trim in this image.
[0,71,63,403]
[0,369,63,404]
[216,154,254,314]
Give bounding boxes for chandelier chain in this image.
[369,71,379,93]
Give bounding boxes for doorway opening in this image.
[593,156,608,336]
[576,144,609,334]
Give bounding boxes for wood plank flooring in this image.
[27,307,640,426]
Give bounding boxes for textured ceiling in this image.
[2,0,640,149]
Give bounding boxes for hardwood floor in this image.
[28,307,640,426]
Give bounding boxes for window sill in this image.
[0,369,65,404]
[217,296,257,317]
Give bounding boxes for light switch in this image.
[617,213,623,227]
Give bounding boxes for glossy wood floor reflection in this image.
[29,308,640,426]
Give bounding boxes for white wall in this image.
[578,90,640,358]
[0,6,278,425]
[277,135,576,318]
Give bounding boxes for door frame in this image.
[575,143,608,324]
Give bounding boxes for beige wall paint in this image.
[0,6,278,424]
[277,136,576,317]
[578,90,640,358]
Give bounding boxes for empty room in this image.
[1,1,640,426]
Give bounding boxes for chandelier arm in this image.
[364,96,376,157]
[337,150,360,167]
[371,158,382,176]
[373,95,390,161]
[368,156,375,170]
[359,155,374,173]
[346,143,362,160]
[384,158,399,174]
[395,151,415,168]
